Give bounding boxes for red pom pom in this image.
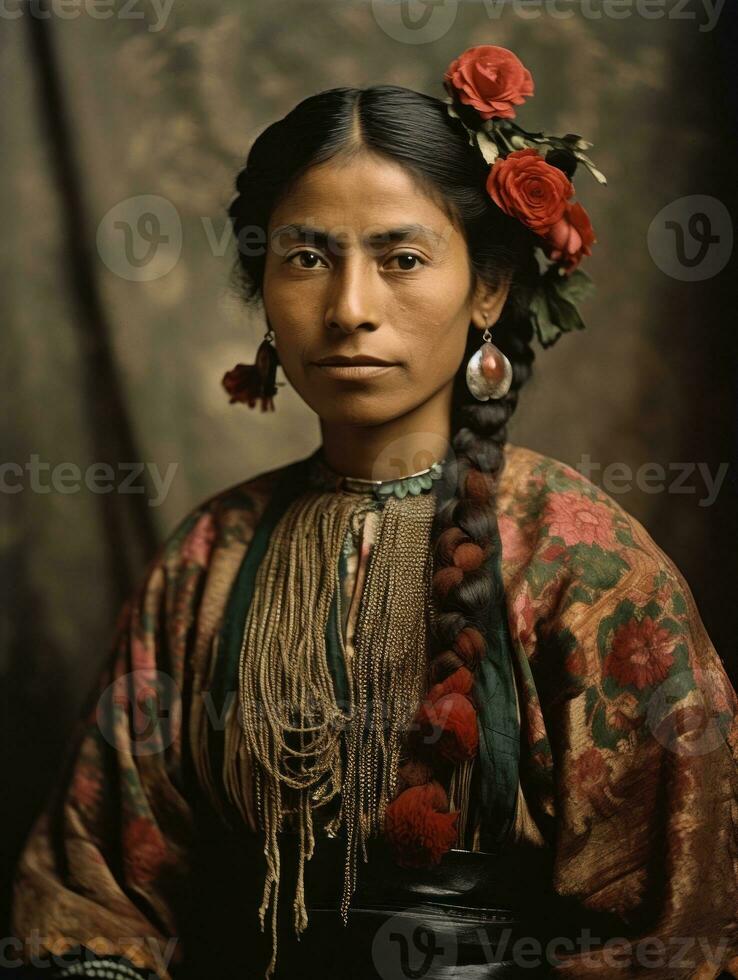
[426,666,474,704]
[433,566,463,602]
[453,542,486,572]
[417,693,479,763]
[384,781,459,868]
[465,469,494,505]
[437,527,470,564]
[454,628,486,668]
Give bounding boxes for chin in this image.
[310,392,407,428]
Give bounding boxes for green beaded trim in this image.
[305,449,445,501]
[374,462,444,499]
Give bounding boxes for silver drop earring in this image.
[465,313,513,401]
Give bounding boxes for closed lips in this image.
[313,355,396,365]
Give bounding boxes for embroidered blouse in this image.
[10,443,738,980]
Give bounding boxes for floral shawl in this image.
[11,443,738,979]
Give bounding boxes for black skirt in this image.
[176,799,600,980]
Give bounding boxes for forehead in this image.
[269,153,458,236]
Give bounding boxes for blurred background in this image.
[2,0,736,937]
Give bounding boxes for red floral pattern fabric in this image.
[11,445,738,979]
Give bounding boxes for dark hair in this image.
[227,85,539,853]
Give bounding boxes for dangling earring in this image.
[465,313,512,401]
[222,326,282,411]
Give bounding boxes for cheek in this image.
[403,308,470,388]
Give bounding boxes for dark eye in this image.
[288,250,326,269]
[387,252,425,271]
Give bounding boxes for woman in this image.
[11,44,738,980]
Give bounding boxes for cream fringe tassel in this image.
[232,487,437,979]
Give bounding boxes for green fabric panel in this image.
[475,517,521,853]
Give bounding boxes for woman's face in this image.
[262,151,506,429]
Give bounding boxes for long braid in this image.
[385,269,537,866]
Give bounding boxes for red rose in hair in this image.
[384,781,458,868]
[487,148,573,235]
[444,45,534,120]
[543,201,596,274]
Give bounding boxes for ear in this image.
[469,273,511,332]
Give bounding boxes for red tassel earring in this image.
[222,327,282,411]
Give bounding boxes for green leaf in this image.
[552,268,595,306]
[529,284,561,348]
[530,264,596,348]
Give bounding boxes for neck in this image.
[318,383,453,482]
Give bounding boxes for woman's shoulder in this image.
[149,453,307,579]
[497,441,685,587]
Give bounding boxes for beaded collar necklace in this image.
[305,447,446,501]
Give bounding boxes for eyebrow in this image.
[271,222,444,250]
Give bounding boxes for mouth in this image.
[310,354,398,380]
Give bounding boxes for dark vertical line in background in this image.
[25,2,159,602]
[648,16,737,679]
[716,0,738,492]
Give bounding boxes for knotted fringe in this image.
[232,487,438,979]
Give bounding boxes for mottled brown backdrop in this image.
[3,0,736,936]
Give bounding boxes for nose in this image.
[324,256,381,334]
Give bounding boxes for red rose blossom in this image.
[543,201,596,274]
[444,45,534,120]
[486,148,573,235]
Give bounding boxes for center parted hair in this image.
[226,83,539,864]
